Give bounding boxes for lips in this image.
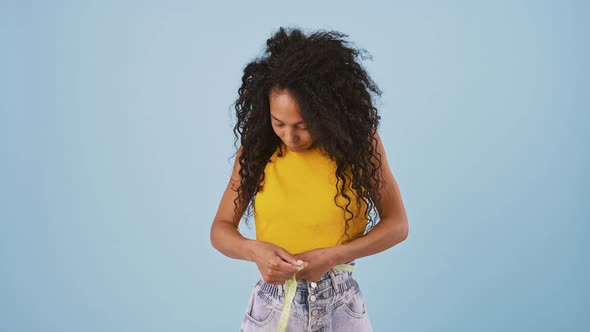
[288,145,304,151]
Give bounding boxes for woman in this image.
[210,26,409,332]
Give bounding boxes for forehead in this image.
[269,89,303,122]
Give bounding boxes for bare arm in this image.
[209,146,256,261]
[332,131,409,263]
[210,146,306,284]
[296,131,409,281]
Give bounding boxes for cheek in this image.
[271,126,281,137]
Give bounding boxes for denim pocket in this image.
[342,290,368,319]
[245,289,276,326]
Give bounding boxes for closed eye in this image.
[273,123,307,130]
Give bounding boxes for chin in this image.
[287,144,308,152]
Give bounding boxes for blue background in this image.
[1,0,588,331]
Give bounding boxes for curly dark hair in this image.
[231,26,384,243]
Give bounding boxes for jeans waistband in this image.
[256,261,357,298]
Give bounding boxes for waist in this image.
[254,219,366,254]
[255,261,357,301]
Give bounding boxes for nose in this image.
[283,128,299,145]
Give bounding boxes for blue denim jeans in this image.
[239,262,373,332]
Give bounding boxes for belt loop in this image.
[328,270,340,294]
[278,284,283,297]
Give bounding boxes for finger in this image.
[267,268,294,280]
[295,269,306,282]
[276,248,306,267]
[263,277,282,285]
[262,271,289,284]
[271,259,305,275]
[264,261,299,278]
[270,263,306,282]
[265,274,292,285]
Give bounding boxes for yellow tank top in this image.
[253,142,368,254]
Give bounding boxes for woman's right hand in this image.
[249,240,308,285]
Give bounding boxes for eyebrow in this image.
[270,114,305,126]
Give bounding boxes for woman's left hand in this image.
[293,247,338,282]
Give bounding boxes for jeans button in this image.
[309,295,317,302]
[310,325,321,331]
[310,282,317,288]
[311,309,319,316]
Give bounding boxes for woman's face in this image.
[269,89,314,152]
